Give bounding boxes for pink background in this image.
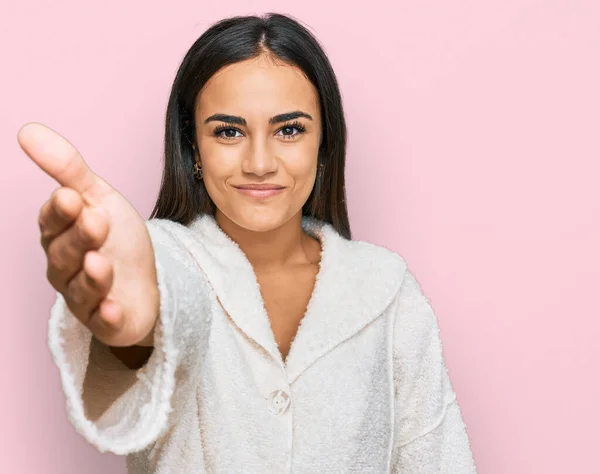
[2,1,599,472]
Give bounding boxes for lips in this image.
[233,184,286,199]
[233,184,285,190]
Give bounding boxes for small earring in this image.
[193,161,203,180]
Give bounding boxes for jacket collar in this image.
[185,214,406,382]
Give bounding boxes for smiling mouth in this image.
[233,184,286,198]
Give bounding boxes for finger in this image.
[46,206,109,292]
[89,299,125,344]
[65,250,113,323]
[17,122,99,196]
[39,187,83,252]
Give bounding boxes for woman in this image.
[19,13,476,473]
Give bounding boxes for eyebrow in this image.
[203,111,313,126]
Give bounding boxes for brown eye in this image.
[222,129,240,138]
[213,127,243,139]
[275,123,306,139]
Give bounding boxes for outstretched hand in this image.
[18,123,159,347]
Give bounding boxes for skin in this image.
[18,52,323,366]
[193,54,323,359]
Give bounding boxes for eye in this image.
[277,126,299,137]
[213,126,243,140]
[276,121,306,140]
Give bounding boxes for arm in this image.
[390,270,477,473]
[47,218,213,455]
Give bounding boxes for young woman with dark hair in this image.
[19,13,476,473]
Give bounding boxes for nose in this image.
[241,136,278,177]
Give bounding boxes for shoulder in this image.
[338,232,435,314]
[145,217,190,238]
[145,216,212,249]
[143,217,203,263]
[317,222,410,314]
[329,227,438,333]
[343,237,408,283]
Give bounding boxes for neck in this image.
[215,211,318,271]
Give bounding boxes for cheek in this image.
[293,163,317,191]
[287,153,318,193]
[198,143,237,183]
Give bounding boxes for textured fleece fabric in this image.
[48,214,477,473]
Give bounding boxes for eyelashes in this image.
[212,120,307,141]
[212,125,242,140]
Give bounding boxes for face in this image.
[193,54,322,233]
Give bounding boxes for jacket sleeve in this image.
[390,270,477,473]
[47,218,214,455]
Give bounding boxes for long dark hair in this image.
[149,13,351,239]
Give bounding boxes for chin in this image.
[240,213,290,233]
[225,206,296,233]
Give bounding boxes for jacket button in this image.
[268,390,291,415]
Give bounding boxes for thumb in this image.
[18,122,99,195]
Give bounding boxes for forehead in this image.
[196,55,320,120]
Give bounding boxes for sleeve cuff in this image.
[47,251,179,455]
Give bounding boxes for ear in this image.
[191,142,200,159]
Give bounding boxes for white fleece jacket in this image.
[48,214,477,473]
